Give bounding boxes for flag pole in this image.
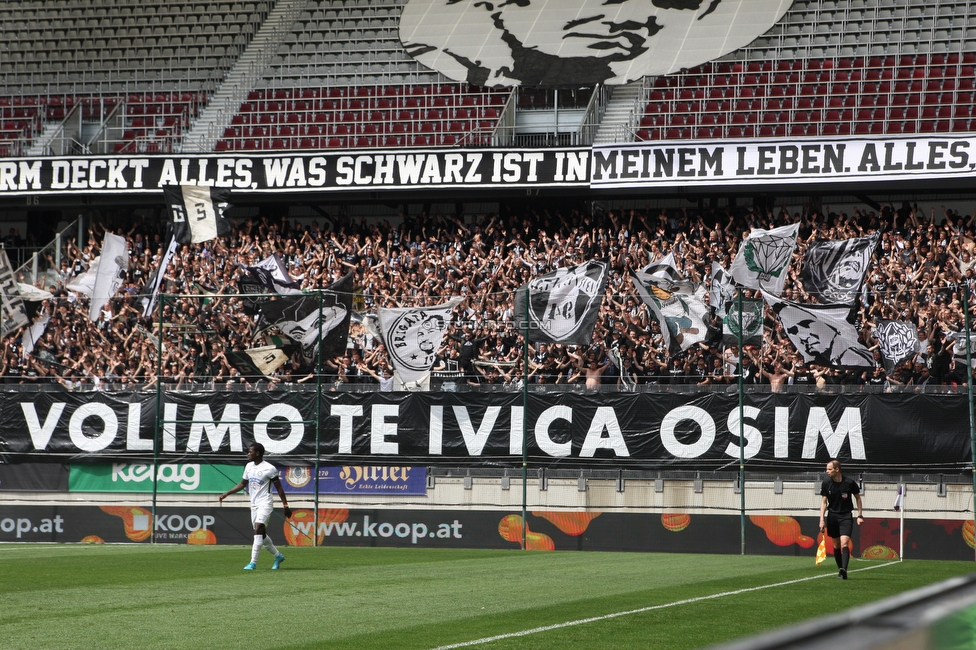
[521,287,529,551]
[151,292,165,546]
[737,287,746,555]
[313,289,324,546]
[899,483,905,561]
[963,287,976,562]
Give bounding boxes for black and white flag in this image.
[163,186,231,244]
[239,254,302,314]
[947,332,976,369]
[641,252,681,280]
[0,250,30,338]
[379,297,463,384]
[872,320,919,374]
[723,298,764,347]
[799,233,879,305]
[140,236,179,317]
[244,255,302,294]
[514,260,608,345]
[709,262,735,318]
[633,271,712,355]
[258,273,354,366]
[731,223,799,295]
[764,293,874,369]
[226,346,290,380]
[89,233,129,322]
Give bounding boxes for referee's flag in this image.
[815,534,827,566]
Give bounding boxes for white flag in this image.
[66,257,99,297]
[730,223,800,295]
[21,313,50,356]
[89,233,129,322]
[893,484,904,512]
[634,271,711,354]
[764,293,874,369]
[380,298,462,384]
[709,262,734,318]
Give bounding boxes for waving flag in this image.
[872,320,919,374]
[709,262,735,318]
[634,271,711,354]
[226,346,290,380]
[764,293,874,369]
[947,331,976,368]
[89,233,129,322]
[259,273,354,366]
[140,236,179,317]
[731,223,800,295]
[514,261,608,345]
[641,252,680,280]
[800,234,879,305]
[244,255,302,295]
[0,250,29,337]
[380,297,463,384]
[163,185,231,244]
[723,297,764,347]
[815,535,827,566]
[239,254,302,315]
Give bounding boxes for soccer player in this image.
[219,442,292,571]
[819,459,864,580]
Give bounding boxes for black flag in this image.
[872,320,919,374]
[163,185,232,244]
[258,273,354,366]
[799,234,878,305]
[514,261,608,345]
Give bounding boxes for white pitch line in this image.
[431,560,901,650]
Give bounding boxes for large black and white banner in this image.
[591,136,976,188]
[2,138,975,195]
[0,390,969,472]
[0,148,590,195]
[799,234,879,305]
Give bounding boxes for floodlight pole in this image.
[737,288,746,556]
[964,288,976,562]
[521,290,529,551]
[151,293,166,545]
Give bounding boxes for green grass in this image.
[0,545,971,650]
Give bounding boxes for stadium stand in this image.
[2,0,975,153]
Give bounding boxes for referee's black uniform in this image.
[820,474,861,578]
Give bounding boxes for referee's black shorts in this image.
[826,512,853,539]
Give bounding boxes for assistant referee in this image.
[819,458,864,580]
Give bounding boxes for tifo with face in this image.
[399,0,793,86]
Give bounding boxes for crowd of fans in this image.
[5,198,976,393]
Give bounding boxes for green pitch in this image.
[1,544,972,650]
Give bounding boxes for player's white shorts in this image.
[250,504,273,527]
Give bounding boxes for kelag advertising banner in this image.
[0,504,970,561]
[68,463,242,493]
[280,465,427,495]
[0,390,970,471]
